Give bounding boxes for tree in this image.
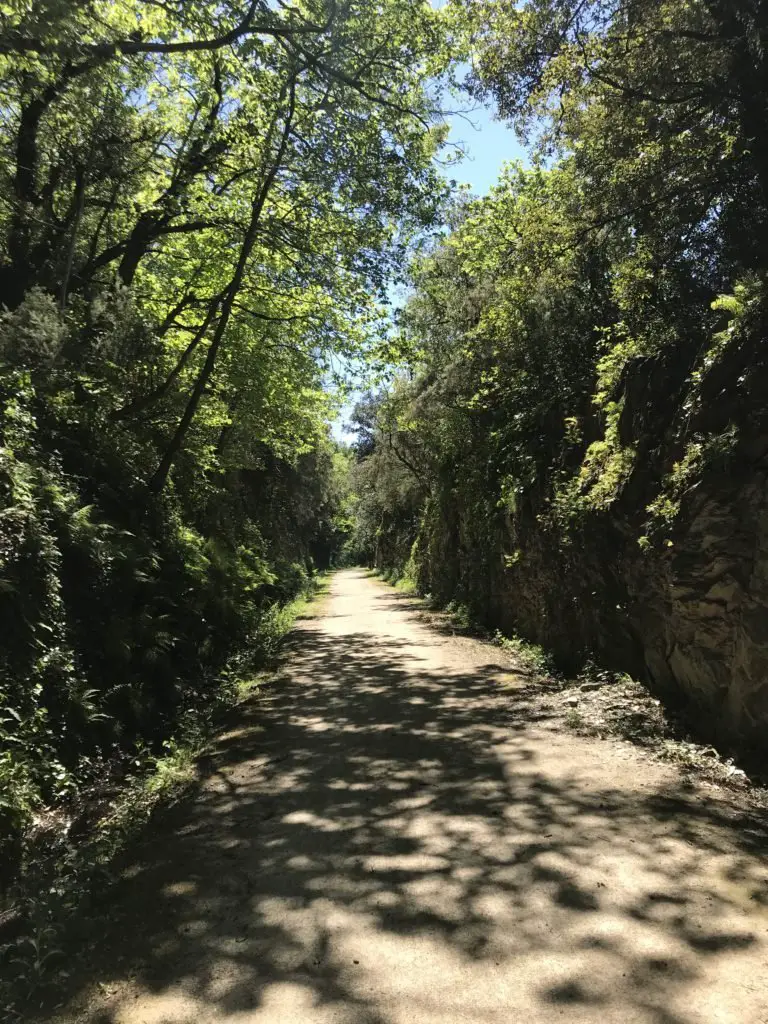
[0,0,452,488]
[454,0,768,274]
[0,0,458,896]
[348,0,768,749]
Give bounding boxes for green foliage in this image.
[0,0,456,913]
[0,291,354,887]
[643,427,739,545]
[494,632,553,679]
[348,0,768,701]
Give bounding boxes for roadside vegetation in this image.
[1,574,329,1014]
[346,0,768,757]
[0,0,451,999]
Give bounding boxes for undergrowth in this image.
[559,670,756,792]
[493,631,554,679]
[0,573,327,1018]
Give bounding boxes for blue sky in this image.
[441,99,527,195]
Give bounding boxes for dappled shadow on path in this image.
[42,575,768,1024]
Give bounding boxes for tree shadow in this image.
[36,572,768,1024]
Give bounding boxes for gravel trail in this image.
[39,569,768,1024]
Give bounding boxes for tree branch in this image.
[148,70,300,493]
[0,1,328,58]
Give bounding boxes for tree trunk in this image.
[147,74,298,495]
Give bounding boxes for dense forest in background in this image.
[348,0,768,755]
[0,0,450,888]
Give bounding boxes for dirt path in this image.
[39,569,768,1024]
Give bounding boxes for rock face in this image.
[408,423,768,758]
[633,462,768,749]
[378,319,768,756]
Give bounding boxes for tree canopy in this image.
[0,0,455,898]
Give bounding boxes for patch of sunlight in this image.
[163,880,198,897]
